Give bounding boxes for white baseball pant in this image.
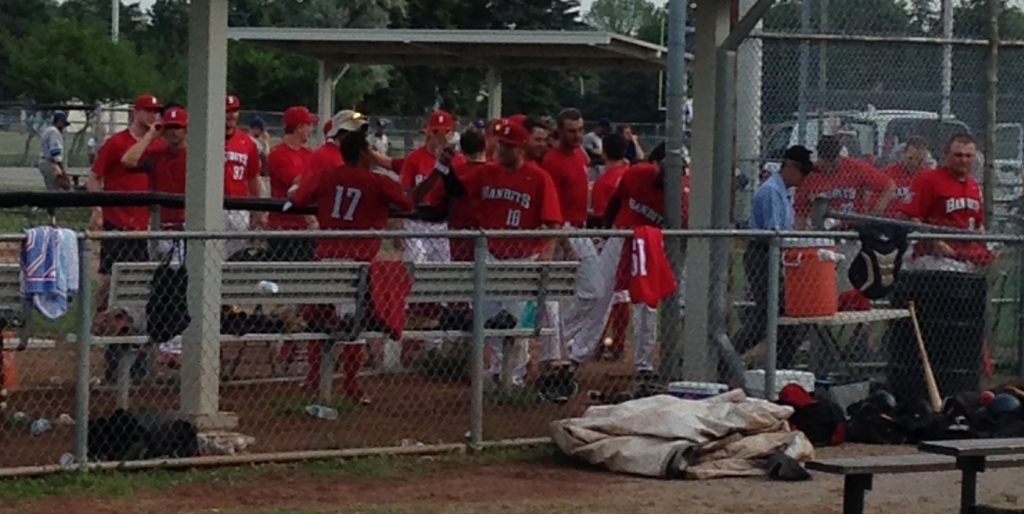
[404,219,451,353]
[224,210,251,259]
[564,237,662,372]
[554,228,600,361]
[483,252,561,387]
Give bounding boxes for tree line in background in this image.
[2,0,1024,125]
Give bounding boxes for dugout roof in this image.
[227,28,669,71]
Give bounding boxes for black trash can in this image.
[886,270,986,403]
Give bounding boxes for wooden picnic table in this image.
[918,438,1024,514]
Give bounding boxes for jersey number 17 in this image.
[331,186,363,221]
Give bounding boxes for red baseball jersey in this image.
[291,164,413,261]
[469,161,563,259]
[625,226,677,307]
[301,143,344,184]
[541,147,590,227]
[611,163,690,229]
[267,143,313,230]
[400,146,466,207]
[224,129,261,198]
[139,139,187,229]
[900,167,990,264]
[795,157,893,218]
[882,162,926,218]
[591,163,629,219]
[92,129,154,230]
[446,161,488,262]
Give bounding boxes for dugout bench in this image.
[96,259,578,406]
[808,438,1024,514]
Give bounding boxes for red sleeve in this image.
[900,171,932,219]
[541,153,563,188]
[538,170,563,226]
[390,157,405,174]
[379,174,414,212]
[857,160,893,192]
[399,154,418,189]
[246,143,261,179]
[292,167,321,207]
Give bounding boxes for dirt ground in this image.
[1,444,1023,514]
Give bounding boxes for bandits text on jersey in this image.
[481,186,531,209]
[629,198,664,225]
[946,197,981,213]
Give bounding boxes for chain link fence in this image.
[0,224,1021,472]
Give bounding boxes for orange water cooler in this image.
[782,239,839,317]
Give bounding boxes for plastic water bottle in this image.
[521,302,536,330]
[30,418,52,436]
[305,404,338,420]
[257,281,280,294]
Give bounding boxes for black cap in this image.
[783,145,815,175]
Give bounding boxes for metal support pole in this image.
[319,342,335,402]
[941,0,953,119]
[661,0,689,380]
[316,61,336,147]
[708,50,737,373]
[816,0,828,138]
[469,236,487,448]
[766,238,780,400]
[486,68,503,122]
[735,0,766,225]
[111,0,119,42]
[983,0,1000,232]
[1018,243,1024,376]
[73,239,94,467]
[683,0,731,381]
[797,0,811,145]
[182,0,234,430]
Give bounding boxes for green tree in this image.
[1,17,161,103]
[583,0,657,37]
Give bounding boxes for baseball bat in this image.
[908,301,943,412]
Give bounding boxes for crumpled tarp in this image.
[550,393,815,479]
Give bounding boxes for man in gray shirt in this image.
[39,111,70,190]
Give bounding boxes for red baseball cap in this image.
[163,106,188,128]
[489,118,507,135]
[495,120,530,147]
[507,114,527,127]
[134,94,162,111]
[283,106,318,126]
[225,95,241,112]
[426,110,455,131]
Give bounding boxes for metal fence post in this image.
[469,235,487,449]
[74,238,94,467]
[1018,242,1024,377]
[765,237,780,401]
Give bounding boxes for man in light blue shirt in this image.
[733,145,814,368]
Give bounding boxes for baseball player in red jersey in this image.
[119,104,190,365]
[585,133,632,361]
[223,95,265,258]
[288,131,414,404]
[882,136,932,218]
[542,108,602,368]
[568,144,689,378]
[267,106,318,261]
[88,94,163,311]
[438,121,563,387]
[900,133,992,271]
[400,110,466,261]
[413,128,488,262]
